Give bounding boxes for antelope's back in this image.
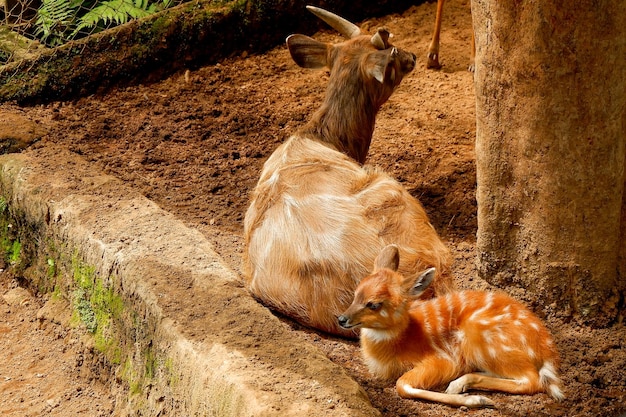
[243,136,452,336]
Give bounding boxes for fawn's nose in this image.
[337,315,349,328]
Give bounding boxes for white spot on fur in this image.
[519,333,527,346]
[492,313,512,322]
[435,307,445,335]
[530,322,540,331]
[446,294,455,326]
[472,348,486,368]
[457,293,468,314]
[469,293,494,322]
[436,351,453,363]
[421,307,433,334]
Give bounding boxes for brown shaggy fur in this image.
[244,8,453,337]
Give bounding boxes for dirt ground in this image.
[1,0,625,416]
[0,270,118,416]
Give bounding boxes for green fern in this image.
[34,0,82,46]
[73,0,171,36]
[75,0,150,32]
[34,0,173,45]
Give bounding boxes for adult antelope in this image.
[244,6,453,337]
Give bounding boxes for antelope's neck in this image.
[299,80,381,165]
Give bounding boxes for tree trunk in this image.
[472,0,626,326]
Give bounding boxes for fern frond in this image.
[35,0,80,45]
[35,0,173,44]
[76,0,152,29]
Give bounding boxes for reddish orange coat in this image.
[340,245,564,407]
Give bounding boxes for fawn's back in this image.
[406,291,558,375]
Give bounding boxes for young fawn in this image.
[338,245,564,408]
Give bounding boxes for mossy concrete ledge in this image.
[0,146,380,417]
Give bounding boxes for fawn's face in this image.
[338,245,436,331]
[338,268,407,330]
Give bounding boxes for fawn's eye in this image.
[366,301,382,311]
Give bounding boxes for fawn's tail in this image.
[539,361,564,401]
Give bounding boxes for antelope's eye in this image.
[366,301,382,311]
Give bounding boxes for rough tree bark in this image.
[472,0,626,326]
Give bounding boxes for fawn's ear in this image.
[374,244,400,272]
[287,34,329,69]
[406,267,436,297]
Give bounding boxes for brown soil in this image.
[1,0,625,416]
[0,271,118,416]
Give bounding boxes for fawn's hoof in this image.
[464,394,496,408]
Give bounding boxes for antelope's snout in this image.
[405,52,417,72]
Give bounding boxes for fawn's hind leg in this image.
[395,356,495,408]
[446,371,543,396]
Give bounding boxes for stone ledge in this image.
[0,146,380,417]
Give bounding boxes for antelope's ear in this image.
[364,48,395,83]
[374,244,400,272]
[406,267,436,297]
[287,34,329,69]
[370,27,392,50]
